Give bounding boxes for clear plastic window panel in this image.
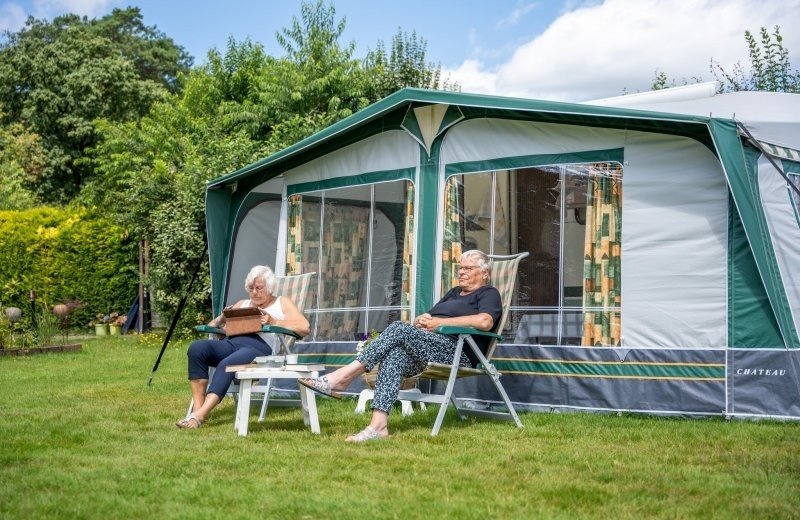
[292,181,413,341]
[443,163,622,346]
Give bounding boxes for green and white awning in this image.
[758,141,800,162]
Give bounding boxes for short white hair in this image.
[460,249,491,277]
[245,265,277,294]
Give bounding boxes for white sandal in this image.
[298,376,342,399]
[345,426,387,443]
[175,413,204,429]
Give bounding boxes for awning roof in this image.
[207,87,719,188]
[586,86,800,159]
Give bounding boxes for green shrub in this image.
[0,206,138,332]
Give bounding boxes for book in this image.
[222,306,263,336]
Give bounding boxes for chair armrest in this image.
[195,324,225,335]
[261,325,302,339]
[434,325,502,340]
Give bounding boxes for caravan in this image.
[202,85,800,420]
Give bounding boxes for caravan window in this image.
[286,180,414,341]
[442,163,622,346]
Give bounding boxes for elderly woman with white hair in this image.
[299,249,502,442]
[176,265,309,429]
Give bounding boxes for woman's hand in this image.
[260,313,271,326]
[413,313,437,331]
[415,312,495,332]
[209,315,224,328]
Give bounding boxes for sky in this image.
[1,0,799,102]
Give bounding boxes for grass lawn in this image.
[1,336,798,519]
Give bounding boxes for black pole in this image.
[147,241,208,386]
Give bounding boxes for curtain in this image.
[582,171,622,346]
[317,203,370,339]
[285,195,303,275]
[441,176,463,292]
[401,182,415,321]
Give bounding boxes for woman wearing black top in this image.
[299,249,502,442]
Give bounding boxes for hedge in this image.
[0,206,138,331]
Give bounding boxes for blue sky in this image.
[2,0,799,101]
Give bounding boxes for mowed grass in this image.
[1,336,798,519]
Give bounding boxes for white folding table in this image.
[233,365,322,437]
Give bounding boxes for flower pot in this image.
[109,325,121,336]
[94,324,109,336]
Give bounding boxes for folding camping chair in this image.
[186,272,316,421]
[397,252,528,436]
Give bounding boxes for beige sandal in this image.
[345,426,388,443]
[298,376,342,400]
[176,413,204,429]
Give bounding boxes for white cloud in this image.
[32,0,118,18]
[0,2,27,32]
[448,59,498,93]
[0,0,120,32]
[495,1,538,29]
[447,0,800,102]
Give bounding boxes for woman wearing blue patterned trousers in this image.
[299,250,502,442]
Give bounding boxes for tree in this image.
[85,39,272,332]
[711,26,799,93]
[265,0,370,143]
[0,8,192,204]
[364,29,459,98]
[0,113,45,210]
[87,1,460,331]
[652,26,799,94]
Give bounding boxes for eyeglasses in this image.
[248,285,267,293]
[457,265,480,272]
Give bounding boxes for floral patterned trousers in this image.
[355,321,472,413]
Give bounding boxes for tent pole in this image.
[146,241,208,386]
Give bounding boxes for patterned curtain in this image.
[317,204,370,339]
[582,172,622,346]
[441,176,463,292]
[285,195,303,275]
[401,182,415,321]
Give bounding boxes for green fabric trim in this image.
[205,186,234,315]
[400,104,464,155]
[415,140,441,314]
[286,167,415,197]
[285,352,726,379]
[727,195,784,347]
[444,149,624,177]
[712,119,800,348]
[494,359,725,380]
[441,105,466,133]
[297,352,357,366]
[400,106,423,147]
[783,160,800,174]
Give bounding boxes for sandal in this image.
[175,413,204,429]
[298,376,342,400]
[345,426,388,443]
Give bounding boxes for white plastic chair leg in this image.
[355,388,423,416]
[257,378,274,422]
[355,388,374,414]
